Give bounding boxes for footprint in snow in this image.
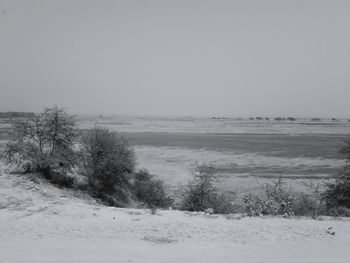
[326,227,335,236]
[326,226,335,236]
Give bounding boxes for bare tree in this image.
[2,106,76,177]
[181,165,217,211]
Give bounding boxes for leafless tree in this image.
[2,106,76,177]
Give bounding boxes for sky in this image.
[0,0,349,117]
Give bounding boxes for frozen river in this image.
[78,115,350,195]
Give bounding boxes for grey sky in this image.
[0,0,349,117]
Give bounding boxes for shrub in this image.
[293,194,316,217]
[181,165,216,212]
[241,178,296,217]
[292,182,324,217]
[311,118,322,122]
[133,169,173,208]
[339,140,350,160]
[264,178,295,216]
[321,140,350,214]
[209,193,236,214]
[181,165,234,214]
[50,172,76,188]
[322,165,350,210]
[2,106,76,178]
[242,193,265,216]
[79,127,135,204]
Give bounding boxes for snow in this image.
[1,166,350,262]
[134,145,344,195]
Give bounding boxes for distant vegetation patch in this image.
[311,118,322,122]
[0,112,35,118]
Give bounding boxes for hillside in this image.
[0,164,350,263]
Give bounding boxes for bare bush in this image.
[293,193,321,217]
[242,193,266,216]
[242,178,296,217]
[209,193,236,214]
[321,141,350,215]
[293,181,324,217]
[322,165,350,212]
[50,173,76,188]
[133,169,173,208]
[181,165,234,214]
[240,179,331,217]
[339,140,350,160]
[264,178,295,216]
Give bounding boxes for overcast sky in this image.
[0,0,349,117]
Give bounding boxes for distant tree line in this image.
[0,112,35,118]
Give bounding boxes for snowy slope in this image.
[1,165,350,263]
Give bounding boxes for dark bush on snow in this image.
[208,193,235,214]
[50,172,76,188]
[321,141,350,216]
[181,165,234,214]
[322,166,350,211]
[293,193,321,217]
[80,127,136,205]
[291,182,324,217]
[133,169,173,208]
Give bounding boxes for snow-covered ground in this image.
[134,145,345,194]
[1,165,350,262]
